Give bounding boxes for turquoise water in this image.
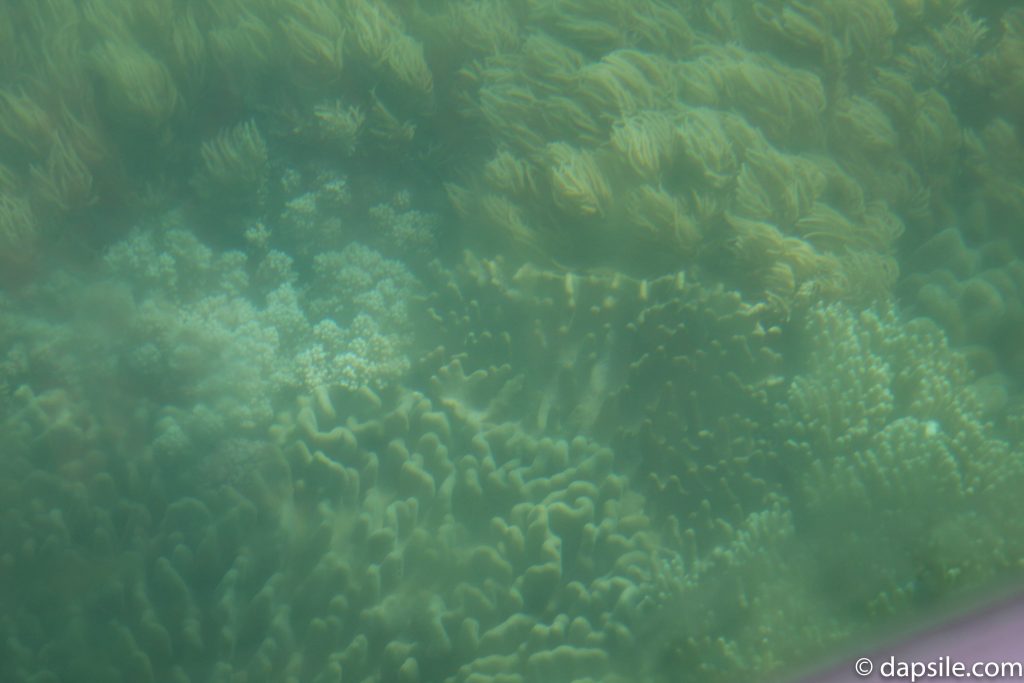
[2,1,1023,681]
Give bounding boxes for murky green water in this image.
[2,1,1023,682]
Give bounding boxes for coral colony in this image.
[2,1,1024,682]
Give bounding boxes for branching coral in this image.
[207,11,276,80]
[29,131,96,212]
[4,5,1024,683]
[716,52,827,144]
[296,314,410,393]
[734,146,826,226]
[673,106,744,188]
[191,119,269,210]
[443,0,521,57]
[0,189,38,269]
[610,110,676,179]
[366,91,418,145]
[278,0,346,82]
[0,87,55,163]
[312,99,365,155]
[483,149,539,199]
[577,50,674,116]
[831,0,899,64]
[522,32,586,92]
[445,2,925,302]
[624,185,701,256]
[343,0,433,98]
[779,303,1024,606]
[89,39,180,133]
[545,142,611,218]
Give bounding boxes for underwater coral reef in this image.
[2,1,1024,682]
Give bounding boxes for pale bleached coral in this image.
[779,303,1024,605]
[100,226,294,429]
[368,196,439,259]
[101,224,426,425]
[296,314,410,392]
[309,242,421,329]
[273,171,353,256]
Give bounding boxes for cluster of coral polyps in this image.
[444,0,1006,303]
[6,239,1024,682]
[1,1,1022,309]
[3,1,1024,682]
